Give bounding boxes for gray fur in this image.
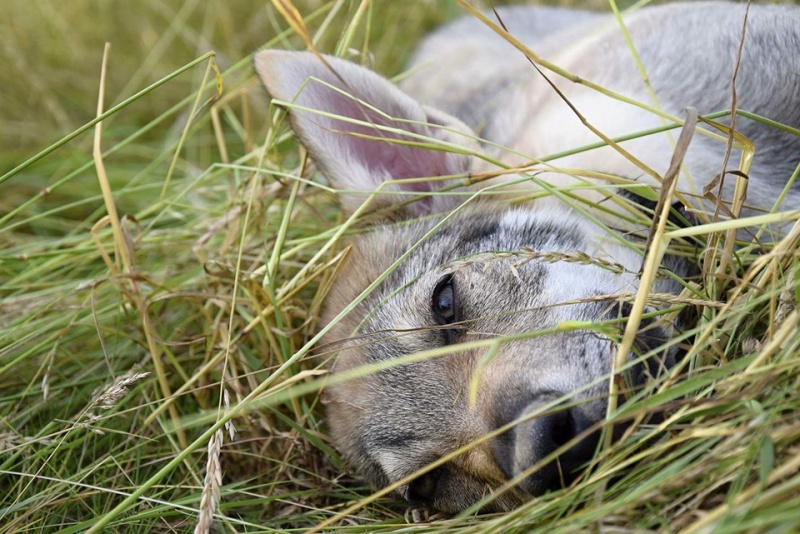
[254,2,800,513]
[405,3,800,219]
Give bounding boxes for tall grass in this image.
[1,0,798,532]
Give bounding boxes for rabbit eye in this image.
[432,274,460,344]
[432,274,457,325]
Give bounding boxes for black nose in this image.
[492,400,601,496]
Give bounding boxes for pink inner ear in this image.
[298,79,457,192]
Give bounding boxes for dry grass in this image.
[1,0,799,532]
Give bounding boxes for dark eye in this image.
[432,273,459,336]
[408,468,440,504]
[432,276,455,323]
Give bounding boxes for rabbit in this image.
[254,1,800,513]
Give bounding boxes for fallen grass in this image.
[1,0,799,533]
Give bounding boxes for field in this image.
[1,0,799,532]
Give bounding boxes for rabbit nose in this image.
[491,398,601,496]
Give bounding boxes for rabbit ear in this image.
[254,50,480,217]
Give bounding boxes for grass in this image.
[1,0,799,532]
